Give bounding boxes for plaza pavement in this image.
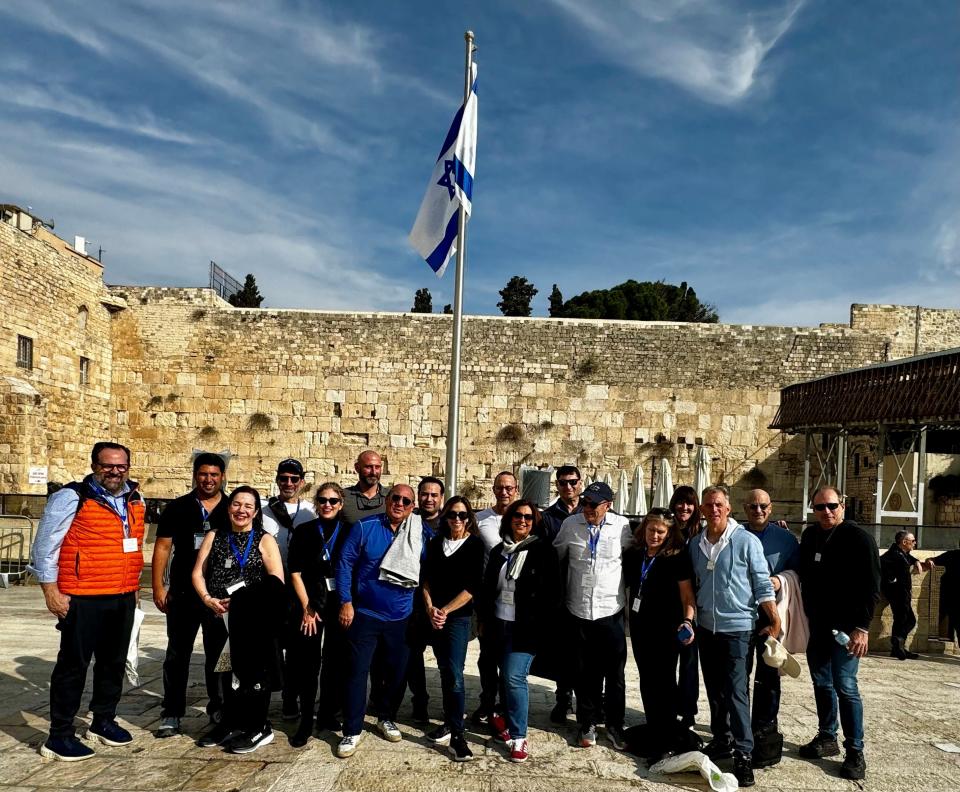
[0,581,958,792]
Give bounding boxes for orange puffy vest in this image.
[57,481,145,596]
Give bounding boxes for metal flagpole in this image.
[444,30,475,497]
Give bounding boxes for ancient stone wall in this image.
[0,221,115,489]
[850,303,960,359]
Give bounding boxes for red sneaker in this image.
[509,738,529,763]
[490,713,510,743]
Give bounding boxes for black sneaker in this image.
[448,732,473,762]
[39,735,95,761]
[550,699,573,724]
[798,733,840,759]
[703,737,734,761]
[196,721,237,748]
[733,752,755,787]
[606,724,627,751]
[290,719,313,748]
[87,719,133,747]
[412,704,430,725]
[229,724,275,754]
[840,749,866,780]
[427,724,452,745]
[470,706,489,726]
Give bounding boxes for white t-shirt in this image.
[475,507,505,564]
[261,499,317,568]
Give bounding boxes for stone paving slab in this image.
[0,584,958,792]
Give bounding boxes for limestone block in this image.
[585,384,609,400]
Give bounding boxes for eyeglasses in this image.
[390,495,414,506]
[316,497,341,506]
[557,478,580,488]
[446,511,469,521]
[747,503,771,511]
[278,475,301,483]
[96,463,129,472]
[494,485,517,493]
[513,513,535,522]
[813,502,841,512]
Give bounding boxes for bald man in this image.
[341,450,387,526]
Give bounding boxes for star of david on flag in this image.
[409,63,477,278]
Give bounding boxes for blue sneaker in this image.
[87,719,133,747]
[39,735,95,761]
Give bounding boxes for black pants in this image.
[405,610,431,712]
[49,593,136,738]
[569,610,626,729]
[161,589,224,719]
[885,587,917,642]
[746,627,781,731]
[631,620,681,753]
[285,603,345,722]
[200,610,237,726]
[678,639,699,723]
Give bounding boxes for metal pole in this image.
[444,30,475,497]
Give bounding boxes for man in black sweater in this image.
[797,485,880,781]
[881,530,923,659]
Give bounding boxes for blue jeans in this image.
[432,615,471,733]
[343,611,410,737]
[697,627,752,754]
[492,620,534,739]
[806,629,864,751]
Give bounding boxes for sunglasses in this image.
[278,475,301,483]
[747,503,770,511]
[813,502,841,512]
[316,497,341,506]
[390,495,414,506]
[446,511,469,521]
[513,513,535,522]
[648,508,673,518]
[557,478,580,487]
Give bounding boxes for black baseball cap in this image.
[582,481,614,504]
[276,458,304,477]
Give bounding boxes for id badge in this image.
[224,557,233,569]
[500,590,515,606]
[632,596,641,612]
[706,560,716,571]
[814,552,822,562]
[122,537,138,553]
[225,579,245,595]
[325,577,337,592]
[202,520,211,531]
[581,572,597,588]
[193,532,205,550]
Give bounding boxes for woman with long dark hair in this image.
[192,485,284,753]
[421,496,484,761]
[624,509,696,760]
[480,499,560,763]
[669,485,702,728]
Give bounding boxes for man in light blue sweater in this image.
[690,487,781,788]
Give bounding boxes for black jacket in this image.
[480,537,561,655]
[798,519,880,634]
[881,543,918,597]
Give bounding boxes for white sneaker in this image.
[377,719,402,743]
[337,733,363,758]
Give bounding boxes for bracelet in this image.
[682,618,694,625]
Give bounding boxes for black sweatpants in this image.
[161,589,224,719]
[49,592,136,738]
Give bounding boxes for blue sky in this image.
[1,1,957,325]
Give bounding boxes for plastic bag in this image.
[124,607,146,686]
[650,750,738,792]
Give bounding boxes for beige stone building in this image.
[3,203,960,519]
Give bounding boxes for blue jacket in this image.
[690,523,775,633]
[335,513,432,622]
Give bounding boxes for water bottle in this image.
[832,629,850,647]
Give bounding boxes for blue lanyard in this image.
[90,480,129,536]
[319,520,341,562]
[639,554,656,591]
[228,530,255,570]
[196,499,209,522]
[587,524,603,562]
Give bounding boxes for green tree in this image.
[443,303,453,314]
[412,288,433,313]
[497,276,539,317]
[556,280,718,322]
[548,284,564,317]
[228,274,264,307]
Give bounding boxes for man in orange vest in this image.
[30,442,145,761]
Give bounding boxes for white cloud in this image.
[545,0,804,104]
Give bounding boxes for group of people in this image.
[31,444,894,785]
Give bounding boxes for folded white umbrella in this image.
[627,464,647,515]
[652,459,674,509]
[693,446,712,500]
[613,469,630,513]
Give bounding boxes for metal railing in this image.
[0,515,35,587]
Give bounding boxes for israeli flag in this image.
[409,63,477,278]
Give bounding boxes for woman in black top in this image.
[192,486,284,754]
[668,486,702,729]
[480,500,560,764]
[624,509,696,761]
[421,496,484,761]
[286,483,348,746]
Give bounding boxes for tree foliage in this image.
[548,284,564,317]
[412,288,433,313]
[228,274,264,308]
[553,280,718,323]
[497,275,539,317]
[443,303,453,314]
